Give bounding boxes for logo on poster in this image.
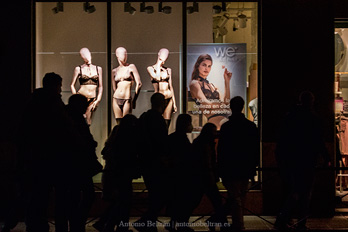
[214,47,238,62]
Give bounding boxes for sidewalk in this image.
[4,215,348,232]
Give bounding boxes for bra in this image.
[115,66,134,83]
[78,65,99,86]
[151,66,170,83]
[195,76,220,104]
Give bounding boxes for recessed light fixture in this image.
[83,2,96,14]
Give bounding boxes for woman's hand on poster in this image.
[222,65,232,82]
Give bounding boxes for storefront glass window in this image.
[35,1,259,185]
[186,2,260,188]
[35,2,108,182]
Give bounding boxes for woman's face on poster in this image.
[198,60,212,78]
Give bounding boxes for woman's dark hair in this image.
[191,54,213,80]
[67,94,88,115]
[198,123,217,142]
[43,72,62,89]
[105,125,119,146]
[104,114,138,147]
[175,113,192,133]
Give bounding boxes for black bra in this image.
[195,76,220,104]
[151,66,170,83]
[78,65,99,86]
[115,66,134,84]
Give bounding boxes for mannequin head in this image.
[80,47,92,65]
[158,48,169,65]
[116,47,127,64]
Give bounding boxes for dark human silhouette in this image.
[192,123,229,231]
[93,114,140,232]
[64,94,101,232]
[217,96,259,231]
[274,91,331,231]
[134,93,168,232]
[7,72,77,232]
[166,114,194,232]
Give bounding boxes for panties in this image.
[87,97,96,106]
[114,98,131,108]
[77,92,96,107]
[164,97,172,110]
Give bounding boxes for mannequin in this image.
[147,48,177,128]
[71,47,103,125]
[112,47,142,124]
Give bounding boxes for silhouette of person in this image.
[15,72,74,232]
[217,96,259,231]
[65,94,100,232]
[274,91,331,231]
[134,93,168,232]
[192,123,229,230]
[93,115,140,232]
[166,114,193,232]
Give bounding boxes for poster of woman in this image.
[187,43,247,131]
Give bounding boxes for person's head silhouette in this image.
[230,96,245,114]
[42,72,63,95]
[68,94,88,115]
[151,92,166,114]
[299,91,315,109]
[175,114,193,133]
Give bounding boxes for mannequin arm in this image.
[168,68,177,112]
[130,64,142,108]
[147,66,159,92]
[91,66,103,111]
[96,66,103,102]
[71,67,79,94]
[111,69,117,92]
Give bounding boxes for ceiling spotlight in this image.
[52,2,63,14]
[213,2,226,14]
[124,2,136,15]
[140,2,154,14]
[233,19,238,31]
[238,13,247,28]
[159,2,172,14]
[84,2,96,14]
[187,2,199,14]
[216,13,229,36]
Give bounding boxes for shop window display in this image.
[35,2,259,186]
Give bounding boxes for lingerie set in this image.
[151,66,172,109]
[194,76,230,120]
[114,66,134,108]
[78,65,99,106]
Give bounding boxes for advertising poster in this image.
[186,43,247,131]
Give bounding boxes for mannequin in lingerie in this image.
[147,48,177,128]
[71,47,103,125]
[112,47,142,125]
